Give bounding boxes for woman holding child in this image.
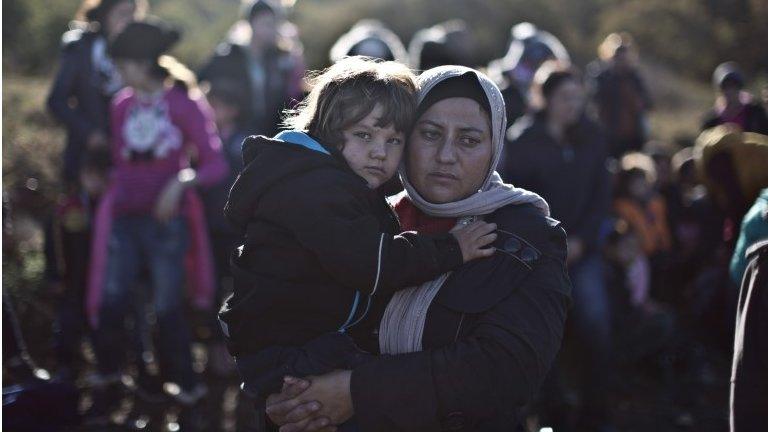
[226,63,572,432]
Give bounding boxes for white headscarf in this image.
[380,66,549,355]
[399,65,550,218]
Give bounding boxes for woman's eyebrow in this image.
[459,126,485,135]
[418,119,444,129]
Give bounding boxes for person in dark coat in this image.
[264,66,570,432]
[218,59,497,430]
[588,32,652,158]
[730,237,768,432]
[502,62,613,430]
[198,0,304,137]
[702,62,768,135]
[47,0,146,185]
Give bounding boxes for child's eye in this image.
[354,131,372,141]
[387,137,403,146]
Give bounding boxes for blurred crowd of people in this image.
[3,0,768,431]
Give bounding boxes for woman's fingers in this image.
[279,413,331,432]
[303,416,336,432]
[284,401,323,423]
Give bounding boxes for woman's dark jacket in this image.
[501,112,610,254]
[219,134,463,358]
[47,29,115,182]
[350,203,571,431]
[701,101,768,135]
[198,43,299,136]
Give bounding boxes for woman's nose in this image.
[436,137,457,164]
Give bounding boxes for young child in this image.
[219,57,497,406]
[89,18,227,415]
[45,148,111,382]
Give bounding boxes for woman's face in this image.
[407,97,493,203]
[546,79,584,127]
[104,1,137,40]
[341,104,405,189]
[250,12,278,47]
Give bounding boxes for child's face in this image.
[340,104,405,189]
[116,59,150,89]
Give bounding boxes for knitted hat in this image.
[109,18,180,60]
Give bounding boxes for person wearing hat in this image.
[263,66,571,432]
[198,0,305,137]
[47,0,147,186]
[702,62,768,135]
[86,18,228,425]
[328,19,408,65]
[588,32,653,158]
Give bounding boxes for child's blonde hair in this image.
[283,56,417,147]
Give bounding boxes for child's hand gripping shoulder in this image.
[450,220,498,263]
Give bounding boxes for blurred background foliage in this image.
[3,0,767,76]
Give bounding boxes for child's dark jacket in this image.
[219,133,462,371]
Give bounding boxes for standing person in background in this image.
[47,0,147,186]
[44,149,111,384]
[198,79,249,430]
[487,22,570,128]
[198,0,305,137]
[589,32,652,158]
[408,20,476,71]
[702,62,768,135]
[87,19,227,429]
[502,62,613,431]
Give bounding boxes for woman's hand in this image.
[451,221,498,262]
[269,370,353,432]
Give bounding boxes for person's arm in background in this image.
[569,125,611,259]
[154,93,228,222]
[47,33,106,149]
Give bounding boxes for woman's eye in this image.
[421,129,440,140]
[460,136,480,147]
[354,131,372,141]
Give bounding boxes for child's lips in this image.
[364,166,385,175]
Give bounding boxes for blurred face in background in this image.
[250,11,278,48]
[104,0,137,40]
[546,78,584,127]
[407,97,493,203]
[208,97,240,131]
[115,59,151,89]
[720,79,742,106]
[80,168,108,197]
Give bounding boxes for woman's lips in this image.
[428,171,459,183]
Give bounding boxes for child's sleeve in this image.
[178,94,229,187]
[265,176,463,295]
